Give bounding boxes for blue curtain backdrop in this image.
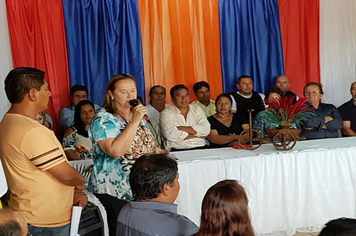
[218,0,285,94]
[62,0,145,105]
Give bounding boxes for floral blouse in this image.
[62,127,93,160]
[88,108,156,200]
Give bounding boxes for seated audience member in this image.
[137,96,163,148]
[194,180,254,236]
[0,209,28,236]
[275,75,298,103]
[146,85,170,124]
[319,218,356,236]
[116,153,198,236]
[338,81,356,136]
[191,81,216,117]
[59,85,100,130]
[253,87,282,137]
[230,75,265,121]
[35,111,52,129]
[301,82,342,140]
[0,67,86,235]
[207,94,249,148]
[160,84,210,151]
[62,100,95,160]
[88,74,164,200]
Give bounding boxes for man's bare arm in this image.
[46,162,85,187]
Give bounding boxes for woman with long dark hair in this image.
[194,180,255,236]
[62,100,95,160]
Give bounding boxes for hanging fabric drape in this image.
[137,0,223,102]
[5,0,71,136]
[278,0,320,98]
[62,0,145,105]
[218,0,284,94]
[319,0,356,106]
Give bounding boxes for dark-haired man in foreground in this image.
[0,67,86,235]
[116,154,198,236]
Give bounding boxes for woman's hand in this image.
[131,104,147,124]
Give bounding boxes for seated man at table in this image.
[146,85,170,124]
[275,75,298,103]
[338,81,356,136]
[191,81,216,117]
[116,153,198,236]
[229,75,265,121]
[59,85,100,130]
[160,84,210,151]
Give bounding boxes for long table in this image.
[174,137,356,236]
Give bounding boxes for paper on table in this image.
[70,206,82,236]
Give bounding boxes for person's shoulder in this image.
[191,100,199,105]
[339,100,353,110]
[0,114,42,133]
[161,105,175,114]
[60,106,73,112]
[320,102,338,109]
[189,104,204,112]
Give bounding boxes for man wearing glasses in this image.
[301,82,342,139]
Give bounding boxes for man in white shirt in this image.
[160,85,210,151]
[146,85,170,124]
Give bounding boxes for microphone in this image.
[129,99,149,121]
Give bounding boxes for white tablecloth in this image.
[174,137,356,236]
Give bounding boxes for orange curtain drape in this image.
[137,0,223,103]
[6,0,70,137]
[278,0,320,98]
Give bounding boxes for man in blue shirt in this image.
[59,85,99,130]
[116,154,198,236]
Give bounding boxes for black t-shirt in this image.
[207,113,247,148]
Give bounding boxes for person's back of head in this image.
[0,220,22,236]
[195,180,255,236]
[319,218,356,236]
[0,210,28,236]
[129,153,178,202]
[5,67,45,104]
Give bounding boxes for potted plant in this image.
[258,96,314,138]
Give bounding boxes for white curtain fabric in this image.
[320,0,356,107]
[0,0,12,119]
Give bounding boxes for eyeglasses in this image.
[304,91,321,96]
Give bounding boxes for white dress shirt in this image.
[160,104,210,151]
